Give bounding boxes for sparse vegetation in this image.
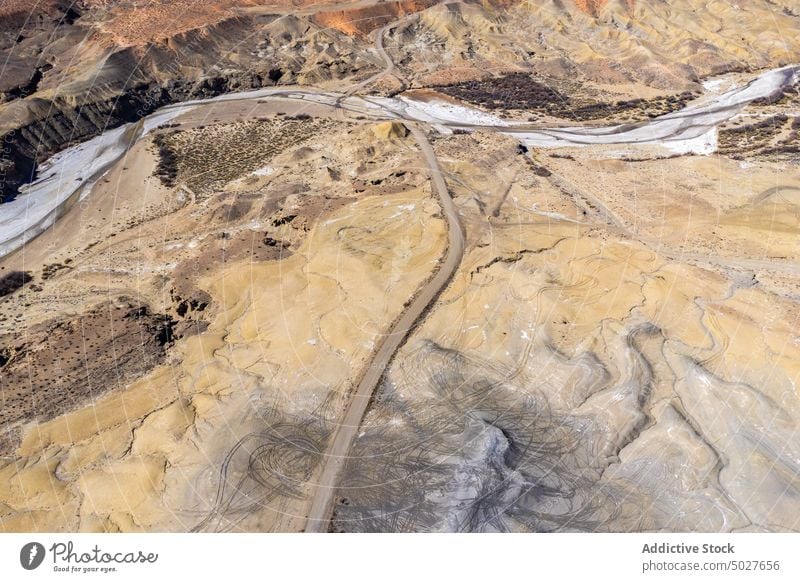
[152,117,337,196]
[439,73,699,121]
[0,299,176,452]
[719,114,798,162]
[41,262,71,280]
[0,271,32,297]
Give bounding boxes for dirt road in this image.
[303,125,464,532]
[344,11,418,95]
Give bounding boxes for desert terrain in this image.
[0,0,799,533]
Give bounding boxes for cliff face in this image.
[573,0,636,17]
[0,45,266,200]
[2,81,178,201]
[310,0,441,37]
[0,5,376,201]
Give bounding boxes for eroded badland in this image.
[0,0,799,532]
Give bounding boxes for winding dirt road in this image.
[307,12,462,531]
[304,125,464,532]
[344,15,412,95]
[3,42,797,532]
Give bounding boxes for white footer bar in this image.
[2,533,798,581]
